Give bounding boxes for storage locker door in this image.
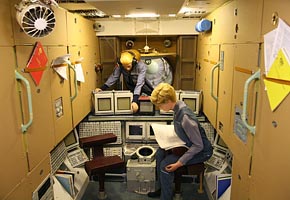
[47,46,74,144]
[68,45,97,126]
[0,47,28,198]
[216,44,235,139]
[200,44,220,129]
[15,45,55,171]
[230,44,260,200]
[250,1,290,198]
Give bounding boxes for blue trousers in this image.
[155,148,211,200]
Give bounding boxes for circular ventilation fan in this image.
[16,4,56,38]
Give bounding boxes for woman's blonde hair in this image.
[150,83,176,105]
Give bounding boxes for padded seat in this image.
[79,133,124,199]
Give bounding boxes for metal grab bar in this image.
[68,63,78,101]
[15,71,33,133]
[241,69,260,135]
[210,63,220,102]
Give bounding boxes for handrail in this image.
[15,71,33,133]
[68,63,78,101]
[210,62,220,102]
[241,69,260,135]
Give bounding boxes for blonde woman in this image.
[148,83,213,200]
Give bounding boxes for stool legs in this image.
[197,173,204,194]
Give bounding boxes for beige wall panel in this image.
[47,46,73,144]
[209,1,236,44]
[216,45,234,142]
[69,45,96,126]
[66,12,96,46]
[250,80,290,200]
[261,0,290,35]
[10,0,68,46]
[198,44,220,128]
[235,0,263,43]
[0,1,14,46]
[231,156,251,200]
[15,45,55,171]
[228,44,260,152]
[4,155,51,200]
[0,47,27,198]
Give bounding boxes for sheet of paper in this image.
[51,54,71,80]
[270,19,290,69]
[267,48,290,81]
[264,29,276,75]
[75,63,85,82]
[151,123,187,150]
[264,79,290,111]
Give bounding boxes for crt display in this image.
[183,98,197,112]
[98,98,112,111]
[117,97,131,110]
[140,101,154,112]
[129,125,143,136]
[64,131,77,147]
[216,135,227,149]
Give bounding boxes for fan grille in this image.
[20,5,56,37]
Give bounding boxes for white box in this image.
[126,159,156,194]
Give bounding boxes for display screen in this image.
[216,135,227,149]
[129,125,143,136]
[98,98,112,111]
[117,97,131,110]
[64,131,77,147]
[140,101,154,112]
[183,98,197,112]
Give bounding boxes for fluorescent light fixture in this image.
[125,13,160,18]
[168,14,176,17]
[112,15,121,18]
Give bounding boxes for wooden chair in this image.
[174,162,205,198]
[79,133,124,199]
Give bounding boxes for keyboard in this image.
[206,152,226,170]
[67,148,89,168]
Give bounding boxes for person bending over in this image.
[148,83,213,200]
[95,49,153,113]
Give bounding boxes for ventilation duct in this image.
[15,0,58,38]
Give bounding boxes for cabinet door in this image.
[176,36,197,90]
[229,44,260,200]
[68,45,98,126]
[15,45,55,171]
[0,47,28,198]
[250,1,290,199]
[0,1,14,46]
[47,46,74,144]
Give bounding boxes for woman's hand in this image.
[165,161,183,172]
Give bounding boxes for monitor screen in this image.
[214,134,228,152]
[94,91,114,115]
[183,98,197,112]
[114,91,133,114]
[139,101,155,113]
[125,122,146,140]
[64,129,79,151]
[117,97,131,110]
[180,91,202,115]
[98,98,112,111]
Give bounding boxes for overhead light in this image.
[168,14,176,17]
[112,15,121,18]
[125,13,160,18]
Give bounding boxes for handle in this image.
[15,71,33,133]
[68,63,78,101]
[241,69,260,135]
[210,63,220,102]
